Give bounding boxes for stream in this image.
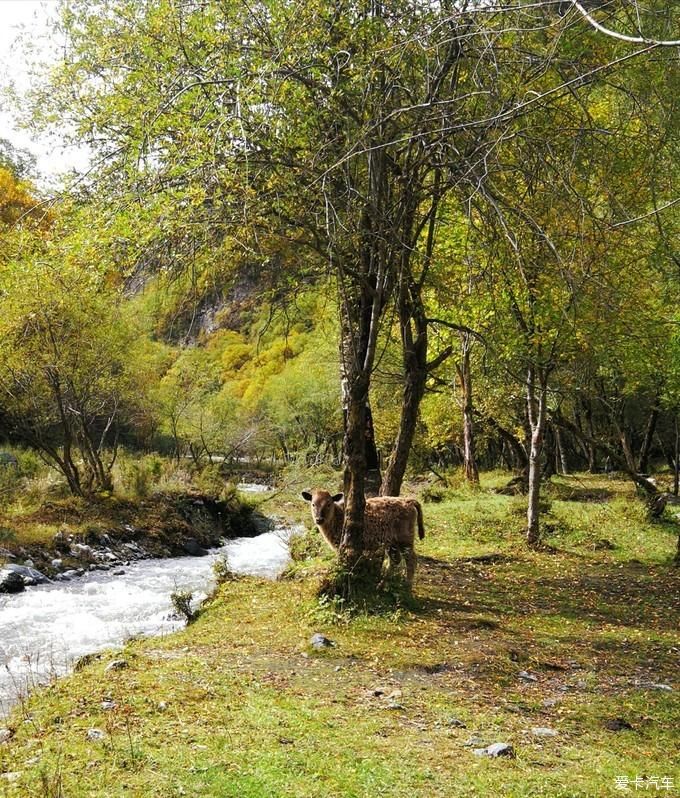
[0,512,291,715]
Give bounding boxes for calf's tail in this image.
[415,501,425,539]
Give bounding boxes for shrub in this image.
[170,589,197,623]
[15,448,44,480]
[289,527,325,562]
[194,463,226,496]
[212,554,237,584]
[0,464,21,500]
[116,454,167,498]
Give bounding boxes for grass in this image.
[1,472,678,797]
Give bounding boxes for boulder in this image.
[0,569,25,594]
[104,659,129,673]
[473,742,515,758]
[310,633,335,649]
[4,564,50,586]
[182,538,209,556]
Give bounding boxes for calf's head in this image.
[301,489,343,526]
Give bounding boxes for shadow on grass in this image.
[413,552,680,635]
[547,483,615,503]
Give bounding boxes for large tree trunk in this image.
[335,311,385,594]
[340,372,369,559]
[336,183,389,574]
[526,366,548,547]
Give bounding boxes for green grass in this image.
[1,473,679,797]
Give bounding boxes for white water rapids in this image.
[0,528,291,715]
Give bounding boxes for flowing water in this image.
[0,529,291,715]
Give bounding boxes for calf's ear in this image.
[301,491,312,501]
[332,493,344,503]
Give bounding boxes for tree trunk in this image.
[674,414,679,497]
[619,426,638,475]
[58,447,83,497]
[336,203,388,573]
[583,399,597,472]
[341,374,369,558]
[46,371,84,496]
[337,349,384,593]
[482,414,528,474]
[555,424,569,475]
[543,424,556,479]
[526,366,548,547]
[340,360,382,499]
[380,287,428,497]
[637,402,659,473]
[456,333,479,485]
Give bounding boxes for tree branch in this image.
[570,1,680,46]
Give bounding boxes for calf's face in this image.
[301,489,343,526]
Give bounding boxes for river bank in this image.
[0,490,264,594]
[1,475,678,797]
[0,528,292,715]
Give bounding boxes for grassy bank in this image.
[0,448,260,578]
[1,473,678,797]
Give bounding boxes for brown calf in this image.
[300,489,425,584]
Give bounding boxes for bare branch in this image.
[570,1,680,46]
[611,197,680,228]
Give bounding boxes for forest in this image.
[2,0,679,550]
[0,2,679,796]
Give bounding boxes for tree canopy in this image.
[0,0,678,560]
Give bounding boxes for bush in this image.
[0,464,21,500]
[194,463,226,496]
[116,453,165,498]
[289,527,325,562]
[170,589,197,623]
[212,554,237,583]
[0,447,48,502]
[14,448,44,480]
[0,526,16,545]
[279,458,341,495]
